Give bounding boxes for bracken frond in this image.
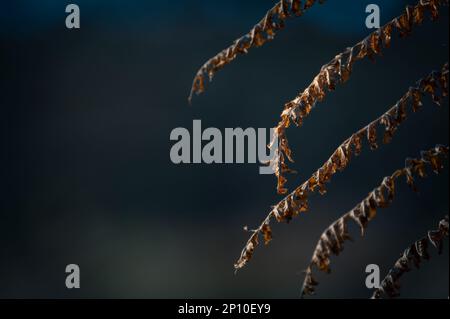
[188,0,327,103]
[300,146,449,297]
[234,64,449,271]
[272,0,449,194]
[371,215,449,299]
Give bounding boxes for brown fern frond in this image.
[234,64,449,271]
[371,215,449,299]
[188,0,327,103]
[301,146,449,297]
[272,0,449,193]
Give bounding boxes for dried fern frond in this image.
[301,145,449,297]
[188,0,326,103]
[272,0,449,193]
[371,215,449,299]
[234,64,449,271]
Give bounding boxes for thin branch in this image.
[188,0,327,103]
[371,215,449,299]
[301,146,449,297]
[234,63,449,271]
[272,0,449,194]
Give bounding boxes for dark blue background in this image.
[1,0,448,298]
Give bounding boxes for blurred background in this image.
[1,0,448,298]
